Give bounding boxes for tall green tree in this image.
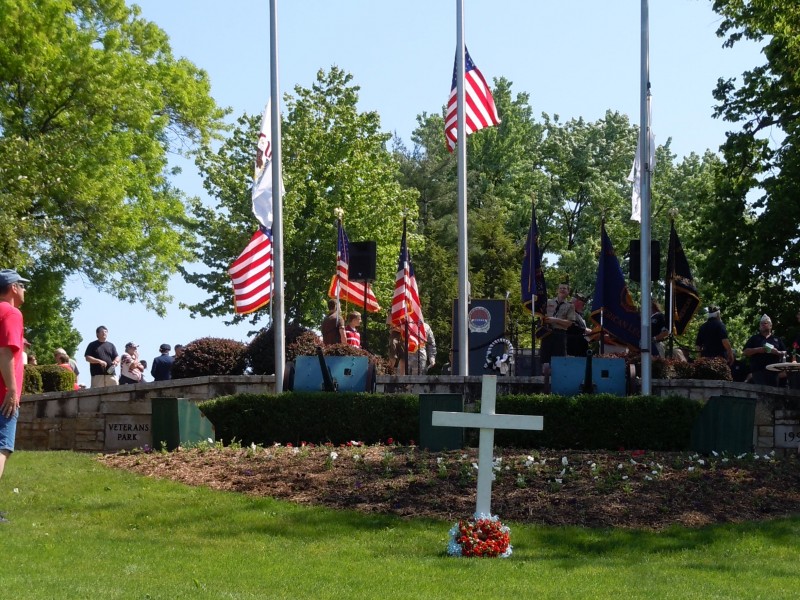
[707,0,800,336]
[0,0,226,321]
[185,67,417,329]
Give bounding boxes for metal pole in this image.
[456,0,469,377]
[639,0,652,394]
[270,0,285,392]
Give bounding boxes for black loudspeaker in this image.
[349,241,377,281]
[628,240,660,282]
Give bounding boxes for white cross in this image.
[432,375,543,516]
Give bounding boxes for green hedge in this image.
[199,392,702,451]
[493,393,702,450]
[199,392,418,446]
[26,365,76,393]
[23,365,43,394]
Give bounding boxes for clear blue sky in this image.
[64,0,762,385]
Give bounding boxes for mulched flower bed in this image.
[99,443,800,530]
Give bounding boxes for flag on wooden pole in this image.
[665,221,700,335]
[390,220,424,352]
[327,220,380,312]
[590,224,641,347]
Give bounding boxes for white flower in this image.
[250,442,257,451]
[436,457,444,465]
[688,466,695,472]
[329,451,338,461]
[651,470,658,475]
[555,478,563,484]
[645,475,653,481]
[590,462,597,470]
[353,454,361,462]
[13,488,19,494]
[622,475,629,480]
[712,450,719,457]
[630,458,637,465]
[461,454,468,460]
[559,468,566,477]
[754,454,760,460]
[617,463,624,470]
[472,462,479,471]
[561,456,568,466]
[292,447,299,454]
[207,437,214,444]
[722,458,729,463]
[698,459,705,466]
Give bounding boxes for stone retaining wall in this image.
[15,375,800,454]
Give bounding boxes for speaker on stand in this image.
[349,241,377,350]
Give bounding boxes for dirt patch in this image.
[99,445,800,530]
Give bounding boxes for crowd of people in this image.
[82,326,185,387]
[321,299,437,375]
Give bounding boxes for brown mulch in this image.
[98,444,800,530]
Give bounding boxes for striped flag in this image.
[229,226,273,315]
[390,221,424,353]
[327,220,380,312]
[445,47,500,152]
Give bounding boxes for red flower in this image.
[386,437,394,445]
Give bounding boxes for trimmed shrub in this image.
[23,365,43,394]
[199,391,701,451]
[692,357,732,381]
[171,337,247,378]
[199,392,418,446]
[36,365,76,392]
[247,323,312,375]
[492,393,701,451]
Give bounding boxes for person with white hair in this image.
[743,314,786,386]
[695,305,734,365]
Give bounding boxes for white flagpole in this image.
[270,0,285,392]
[639,0,652,394]
[456,0,469,376]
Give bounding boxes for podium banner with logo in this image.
[451,299,508,375]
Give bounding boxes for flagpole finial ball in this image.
[334,207,344,219]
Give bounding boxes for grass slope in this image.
[0,451,796,599]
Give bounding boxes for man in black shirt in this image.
[695,305,734,365]
[743,314,786,386]
[84,326,119,388]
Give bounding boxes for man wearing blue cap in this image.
[0,269,29,523]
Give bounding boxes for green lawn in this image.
[1,451,796,599]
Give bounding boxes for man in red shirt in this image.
[0,269,29,523]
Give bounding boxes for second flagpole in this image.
[270,0,285,392]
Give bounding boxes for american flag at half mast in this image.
[229,102,282,314]
[445,47,501,152]
[327,220,380,312]
[390,220,424,353]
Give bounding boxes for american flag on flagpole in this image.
[327,220,380,312]
[389,221,424,353]
[229,226,273,314]
[228,102,283,314]
[445,47,500,152]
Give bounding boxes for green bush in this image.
[691,357,732,381]
[493,393,702,451]
[199,392,418,446]
[35,365,76,392]
[199,392,701,451]
[247,323,312,375]
[23,365,43,394]
[171,337,247,378]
